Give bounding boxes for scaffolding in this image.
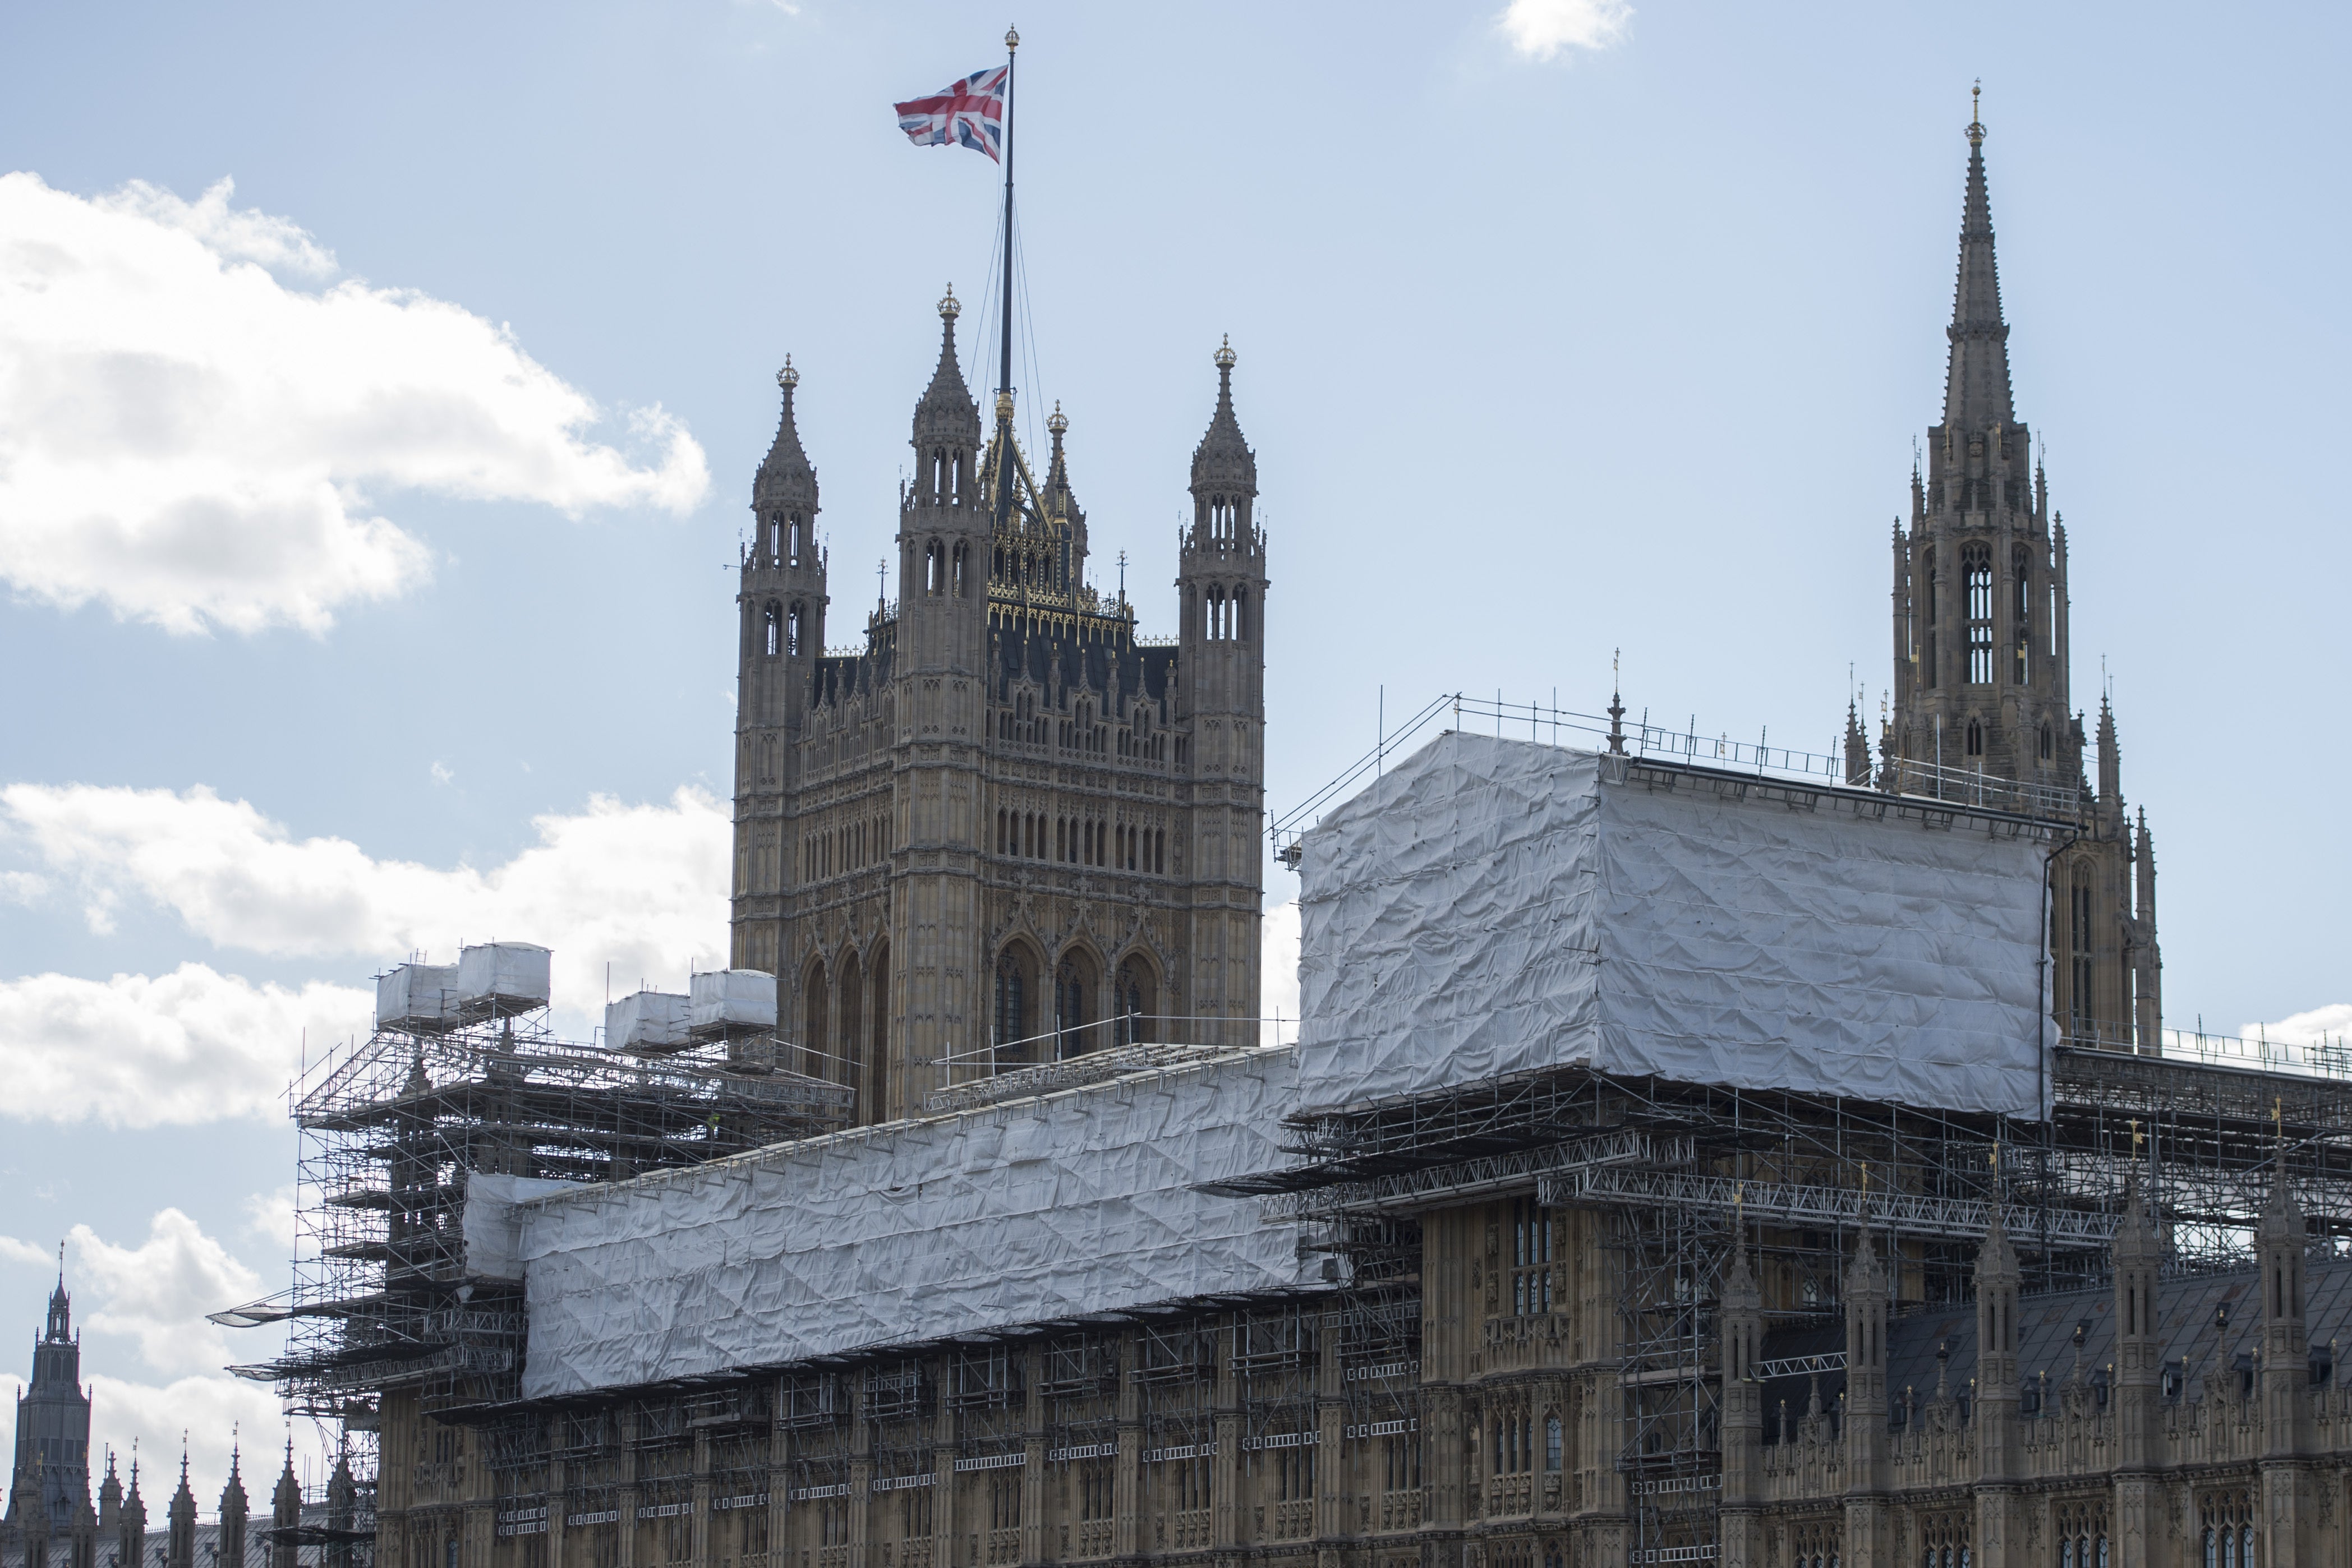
[221,977,854,1453]
[1267,1039,2352,1566]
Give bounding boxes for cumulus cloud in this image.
[82,1372,316,1500]
[0,1209,328,1497]
[2241,1002,2352,1049]
[1497,0,1631,58]
[0,172,710,634]
[244,1186,299,1250]
[4,781,732,1036]
[0,1234,53,1269]
[70,1209,263,1376]
[1261,898,1301,1049]
[0,963,369,1126]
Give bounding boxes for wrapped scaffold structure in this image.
[220,943,851,1547]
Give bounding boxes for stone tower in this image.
[5,1260,96,1568]
[728,291,1270,1122]
[1876,99,2160,1050]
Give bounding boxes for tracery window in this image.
[786,602,803,658]
[2012,543,2031,684]
[1923,556,1941,689]
[763,601,781,658]
[1963,542,1994,684]
[2056,1500,2110,1568]
[1511,1198,1554,1316]
[2069,872,2096,1037]
[993,951,1028,1059]
[1966,718,1983,757]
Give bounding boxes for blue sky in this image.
[1,0,2345,1497]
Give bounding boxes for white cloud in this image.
[2241,1002,2352,1049]
[431,760,454,786]
[1261,898,1301,1049]
[0,172,711,634]
[0,869,46,903]
[4,780,732,1036]
[244,1186,299,1250]
[70,1209,264,1376]
[0,1233,53,1269]
[0,963,369,1127]
[82,1372,315,1504]
[1497,0,1631,58]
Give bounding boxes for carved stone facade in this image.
[729,302,1267,1123]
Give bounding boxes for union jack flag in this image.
[894,65,1009,162]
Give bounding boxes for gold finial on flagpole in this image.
[1006,24,1020,51]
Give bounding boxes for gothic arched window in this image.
[926,541,945,595]
[787,602,804,658]
[789,515,802,566]
[1965,719,1983,757]
[1924,555,1941,690]
[2040,723,2054,762]
[952,542,968,597]
[763,601,781,657]
[2011,543,2031,684]
[1963,543,1994,684]
[993,951,1028,1058]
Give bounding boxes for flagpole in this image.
[997,26,1019,404]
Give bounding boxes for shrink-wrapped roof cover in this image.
[1294,731,2052,1119]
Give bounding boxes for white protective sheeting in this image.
[606,990,691,1052]
[509,1048,1309,1399]
[1295,731,2052,1119]
[689,969,778,1036]
[374,963,457,1032]
[457,942,552,1013]
[463,1172,588,1281]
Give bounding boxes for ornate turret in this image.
[2259,1133,2312,1457]
[165,1450,195,1568]
[118,1454,146,1568]
[218,1441,250,1568]
[1841,1212,1892,1560]
[269,1441,301,1568]
[731,357,832,976]
[912,287,982,505]
[1974,1195,2023,1479]
[1718,1219,1766,1568]
[2112,1175,2164,1469]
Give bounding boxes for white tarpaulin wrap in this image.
[457,942,551,1012]
[510,1048,1309,1399]
[1295,732,2052,1119]
[375,963,457,1032]
[463,1173,588,1281]
[606,990,691,1052]
[689,969,777,1035]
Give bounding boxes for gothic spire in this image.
[753,356,817,511]
[1942,86,2015,435]
[1043,402,1073,513]
[913,285,981,446]
[1189,335,1256,500]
